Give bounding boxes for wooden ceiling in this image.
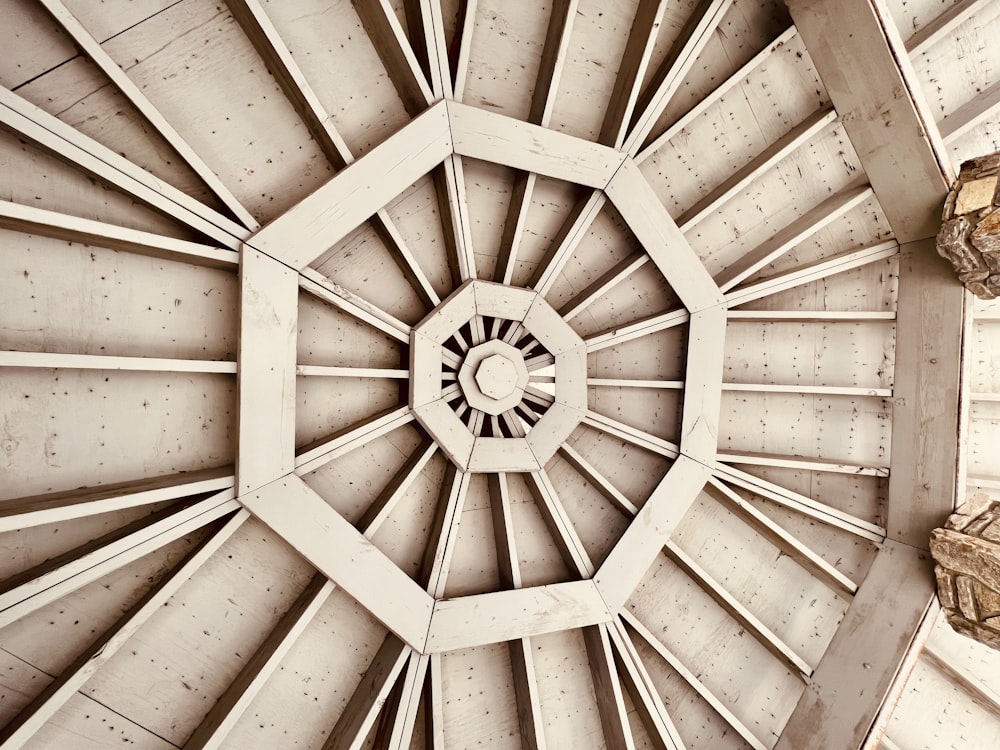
[0,0,999,748]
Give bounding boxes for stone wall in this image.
[937,153,1000,299]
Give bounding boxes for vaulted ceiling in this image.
[0,1,999,748]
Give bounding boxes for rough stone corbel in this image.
[937,153,1000,299]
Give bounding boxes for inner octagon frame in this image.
[235,99,726,653]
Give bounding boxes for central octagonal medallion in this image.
[409,279,587,473]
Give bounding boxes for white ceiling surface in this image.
[0,0,996,748]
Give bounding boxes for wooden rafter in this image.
[421,464,471,597]
[295,405,415,476]
[582,412,680,459]
[0,510,248,748]
[526,470,594,577]
[583,623,637,750]
[358,438,438,535]
[584,307,690,353]
[299,269,412,344]
[904,0,986,55]
[940,79,1000,144]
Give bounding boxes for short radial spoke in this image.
[299,269,411,343]
[295,365,409,379]
[359,438,438,536]
[421,465,472,597]
[295,405,414,475]
[584,308,689,353]
[583,623,637,750]
[526,471,594,577]
[559,444,638,516]
[531,191,607,295]
[582,412,679,459]
[0,510,248,748]
[0,350,236,374]
[560,254,651,320]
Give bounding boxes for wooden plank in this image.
[587,379,683,391]
[940,79,1000,144]
[526,470,594,577]
[240,475,434,650]
[606,618,685,750]
[323,634,411,750]
[786,0,951,242]
[583,412,680,459]
[421,465,471,597]
[561,255,650,320]
[359,438,438,536]
[295,405,414,476]
[0,467,234,533]
[664,541,813,677]
[605,159,724,312]
[0,511,248,749]
[450,0,479,99]
[186,574,335,750]
[726,311,896,322]
[922,643,1000,720]
[488,473,522,589]
[600,0,669,149]
[425,579,611,652]
[723,382,893,398]
[676,108,839,231]
[622,610,767,750]
[559,444,639,516]
[585,308,690,353]
[237,247,298,495]
[247,101,452,269]
[532,192,608,296]
[595,456,710,611]
[0,199,238,267]
[681,305,726,463]
[775,541,935,750]
[0,492,239,629]
[383,652,430,749]
[508,638,548,750]
[717,450,889,478]
[448,101,625,188]
[299,268,411,344]
[905,0,986,54]
[296,366,409,379]
[725,240,899,308]
[0,87,247,250]
[0,350,236,374]
[887,240,965,548]
[39,0,258,231]
[714,183,875,293]
[707,478,858,596]
[715,465,887,542]
[624,0,735,154]
[583,624,636,750]
[638,26,798,162]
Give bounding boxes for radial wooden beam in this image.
[718,451,889,478]
[0,87,248,250]
[246,101,452,269]
[186,574,335,750]
[0,467,234,533]
[421,465,471,597]
[638,25,797,162]
[295,405,415,476]
[560,254,650,320]
[888,239,965,548]
[525,470,594,578]
[323,634,412,750]
[715,465,886,542]
[299,269,412,344]
[583,623,637,750]
[584,307,690,353]
[494,0,579,285]
[0,492,239,630]
[624,0,735,154]
[940,79,1000,144]
[0,199,238,268]
[0,510,248,749]
[904,0,986,55]
[582,412,680,459]
[237,247,298,496]
[358,438,438,536]
[240,475,434,650]
[559,444,639,517]
[354,0,434,114]
[606,618,685,750]
[0,350,236,374]
[40,0,258,231]
[775,541,935,750]
[378,652,430,749]
[786,0,951,242]
[531,191,608,296]
[622,610,768,750]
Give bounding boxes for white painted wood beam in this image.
[0,511,248,749]
[583,623,637,750]
[488,473,522,589]
[0,199,238,267]
[421,465,471,597]
[40,0,258,231]
[295,405,414,477]
[682,305,727,463]
[714,182,875,293]
[624,0,735,155]
[299,269,411,344]
[922,643,1000,720]
[323,634,412,750]
[508,638,548,750]
[382,652,430,750]
[427,654,446,748]
[888,239,965,548]
[940,79,1000,144]
[296,366,409,379]
[531,191,608,296]
[595,456,710,611]
[637,26,797,162]
[0,350,236,374]
[560,255,651,320]
[494,0,579,285]
[601,0,669,149]
[582,412,680,459]
[0,87,248,250]
[725,239,899,308]
[526,470,595,577]
[722,382,893,398]
[714,465,886,542]
[240,475,434,650]
[237,247,298,496]
[585,308,690,353]
[450,0,479,99]
[607,160,724,312]
[359,438,438,536]
[664,541,813,677]
[247,101,451,269]
[676,108,838,231]
[706,478,858,597]
[186,574,335,750]
[727,310,896,322]
[718,450,889,478]
[622,610,768,750]
[559,444,639,516]
[587,379,683,390]
[424,580,611,652]
[775,541,936,750]
[354,0,434,115]
[606,618,686,750]
[786,0,951,242]
[0,467,234,533]
[905,0,986,55]
[0,492,239,630]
